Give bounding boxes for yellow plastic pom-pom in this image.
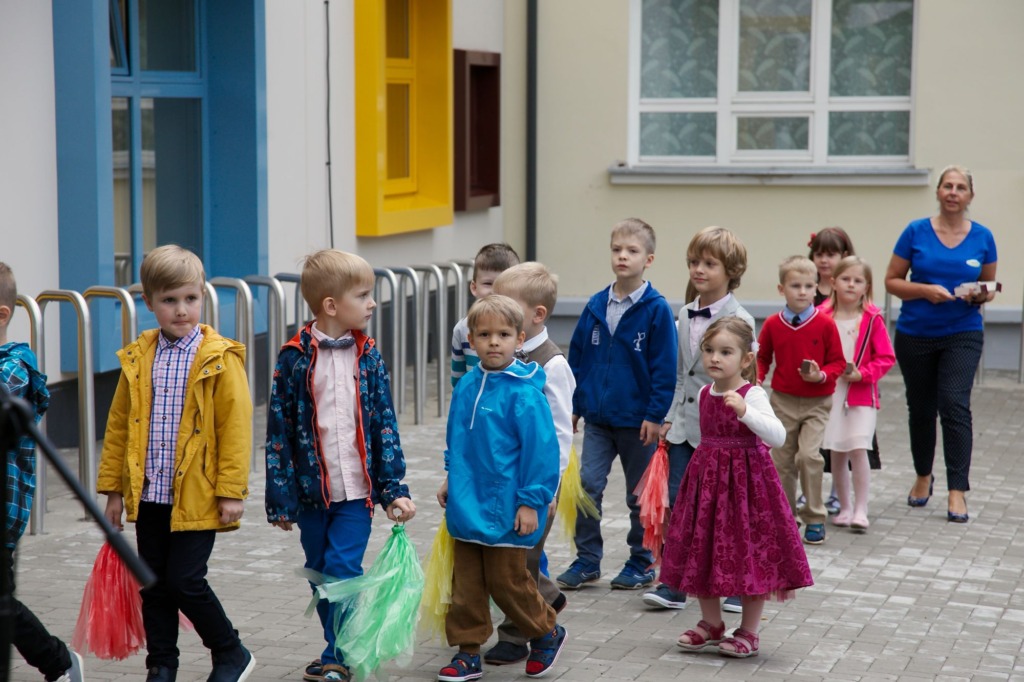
[418,516,455,643]
[556,444,600,553]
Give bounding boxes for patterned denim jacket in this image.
[264,325,409,522]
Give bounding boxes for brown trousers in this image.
[496,506,561,646]
[445,540,556,654]
[769,391,832,526]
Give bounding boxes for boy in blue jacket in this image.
[436,295,567,682]
[556,218,678,591]
[265,250,416,682]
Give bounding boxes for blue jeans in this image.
[297,500,373,666]
[667,441,695,508]
[574,423,657,568]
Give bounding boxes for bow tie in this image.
[687,307,712,319]
[319,337,355,350]
[514,349,529,361]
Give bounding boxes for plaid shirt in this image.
[144,326,202,504]
[2,342,49,549]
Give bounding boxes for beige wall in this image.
[519,0,1024,314]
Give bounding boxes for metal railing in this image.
[389,267,423,424]
[34,289,96,534]
[208,278,257,467]
[244,276,287,404]
[83,285,138,345]
[413,264,447,417]
[372,268,402,406]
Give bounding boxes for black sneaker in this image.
[642,583,687,609]
[484,640,529,665]
[207,645,255,682]
[146,665,177,682]
[722,595,743,613]
[55,651,84,682]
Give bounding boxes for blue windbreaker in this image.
[569,283,678,427]
[444,359,558,548]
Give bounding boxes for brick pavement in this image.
[10,372,1024,681]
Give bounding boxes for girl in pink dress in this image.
[660,317,813,658]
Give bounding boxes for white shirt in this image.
[310,324,370,502]
[522,328,576,474]
[688,293,734,357]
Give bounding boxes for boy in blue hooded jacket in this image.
[436,295,567,682]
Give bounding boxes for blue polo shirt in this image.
[893,217,997,337]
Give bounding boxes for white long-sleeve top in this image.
[699,383,786,448]
[522,328,575,474]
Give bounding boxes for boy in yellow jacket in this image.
[98,245,255,682]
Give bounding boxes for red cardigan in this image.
[817,302,896,409]
[757,309,845,397]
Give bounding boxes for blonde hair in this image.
[685,226,748,302]
[0,262,16,311]
[300,249,375,316]
[611,218,656,254]
[778,255,817,284]
[140,245,205,299]
[493,262,558,315]
[828,255,874,310]
[937,164,974,194]
[466,295,525,335]
[702,317,757,385]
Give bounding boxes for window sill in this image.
[607,164,931,187]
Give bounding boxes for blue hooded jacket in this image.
[569,283,678,427]
[445,359,558,548]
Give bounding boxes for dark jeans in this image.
[7,549,72,680]
[136,502,240,669]
[574,423,657,568]
[667,441,696,508]
[894,330,983,491]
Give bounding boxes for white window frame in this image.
[627,0,917,169]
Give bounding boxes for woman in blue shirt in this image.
[884,165,998,524]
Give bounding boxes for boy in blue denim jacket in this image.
[265,250,415,682]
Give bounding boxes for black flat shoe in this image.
[907,475,934,507]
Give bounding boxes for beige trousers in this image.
[769,391,832,526]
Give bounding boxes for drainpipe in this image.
[525,0,538,261]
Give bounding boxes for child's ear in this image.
[518,330,527,346]
[777,283,785,297]
[0,305,11,327]
[469,280,479,298]
[532,305,548,325]
[644,252,655,269]
[321,297,337,316]
[141,294,155,312]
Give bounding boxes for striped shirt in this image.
[605,280,649,336]
[143,326,203,504]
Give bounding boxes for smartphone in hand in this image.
[844,362,855,375]
[801,359,813,373]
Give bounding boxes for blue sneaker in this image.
[609,559,655,590]
[722,595,743,613]
[825,495,841,515]
[642,583,687,609]
[803,523,826,545]
[556,559,600,589]
[438,652,482,682]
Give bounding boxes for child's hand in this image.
[103,493,124,531]
[799,359,823,383]
[722,391,747,418]
[571,414,580,433]
[659,421,672,440]
[436,477,449,508]
[515,505,539,535]
[639,420,660,446]
[845,367,863,382]
[217,497,245,525]
[387,497,417,523]
[272,520,294,531]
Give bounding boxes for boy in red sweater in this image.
[757,256,844,545]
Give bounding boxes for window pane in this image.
[386,0,410,59]
[386,84,411,179]
[830,0,913,97]
[738,0,811,92]
[829,111,909,156]
[737,116,808,150]
[139,0,196,72]
[640,0,718,98]
[142,98,203,255]
[109,0,128,71]
[112,97,132,286]
[640,112,716,156]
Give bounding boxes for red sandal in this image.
[718,627,759,658]
[676,619,726,652]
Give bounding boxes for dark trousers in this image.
[894,331,983,491]
[667,441,696,508]
[7,549,72,681]
[136,502,240,669]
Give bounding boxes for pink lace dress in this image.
[660,383,813,600]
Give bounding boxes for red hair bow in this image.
[807,232,817,247]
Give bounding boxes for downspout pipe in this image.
[525,0,538,261]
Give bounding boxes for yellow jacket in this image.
[97,325,252,531]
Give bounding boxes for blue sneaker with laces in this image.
[609,559,655,590]
[556,559,600,589]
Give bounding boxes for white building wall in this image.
[0,2,61,367]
